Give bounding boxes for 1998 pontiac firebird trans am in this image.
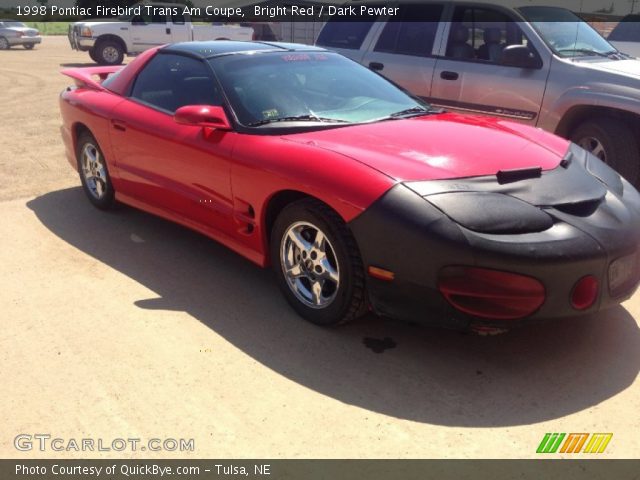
[59,41,640,332]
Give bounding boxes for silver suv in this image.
[316,2,640,187]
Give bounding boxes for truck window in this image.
[445,6,531,63]
[374,4,444,56]
[316,21,375,50]
[608,16,640,42]
[131,54,221,113]
[171,13,185,25]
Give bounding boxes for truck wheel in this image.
[88,48,99,62]
[94,39,124,65]
[570,118,640,187]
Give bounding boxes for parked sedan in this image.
[0,20,41,50]
[59,41,640,332]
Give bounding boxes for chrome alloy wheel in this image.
[80,142,108,199]
[280,221,340,309]
[578,136,607,162]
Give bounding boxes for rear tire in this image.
[570,118,640,187]
[76,131,116,210]
[94,39,124,65]
[271,199,367,326]
[88,48,99,62]
[0,37,9,50]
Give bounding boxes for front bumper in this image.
[349,162,640,330]
[68,26,95,51]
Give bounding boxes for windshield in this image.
[209,52,430,127]
[519,6,617,58]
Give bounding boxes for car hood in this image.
[284,113,569,182]
[580,58,640,79]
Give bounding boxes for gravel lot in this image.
[1,36,640,459]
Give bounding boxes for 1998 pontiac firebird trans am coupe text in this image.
[59,41,640,332]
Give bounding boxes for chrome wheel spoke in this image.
[320,258,339,284]
[285,263,304,280]
[288,229,311,253]
[311,280,324,306]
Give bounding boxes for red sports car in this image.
[60,41,640,331]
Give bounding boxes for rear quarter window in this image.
[608,16,640,42]
[316,21,375,50]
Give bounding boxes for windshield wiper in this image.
[557,48,610,58]
[248,115,349,127]
[389,107,432,118]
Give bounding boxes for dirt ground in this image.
[1,36,640,459]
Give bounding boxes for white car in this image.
[68,2,253,65]
[608,15,640,58]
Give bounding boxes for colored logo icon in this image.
[536,433,613,454]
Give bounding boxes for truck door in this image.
[170,12,191,42]
[129,11,171,53]
[361,3,446,99]
[430,5,551,125]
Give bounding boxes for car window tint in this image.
[445,7,531,63]
[374,4,444,56]
[316,21,375,50]
[608,16,640,41]
[130,53,221,113]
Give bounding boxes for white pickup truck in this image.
[68,2,253,65]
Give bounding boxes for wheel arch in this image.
[95,34,127,55]
[262,190,355,266]
[555,105,640,138]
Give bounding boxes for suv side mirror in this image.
[501,45,542,69]
[174,105,232,130]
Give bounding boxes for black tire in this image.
[0,37,9,50]
[271,199,367,326]
[94,39,124,65]
[570,118,640,187]
[23,43,34,50]
[88,48,99,62]
[76,131,116,210]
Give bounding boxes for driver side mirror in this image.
[174,105,232,130]
[501,45,542,69]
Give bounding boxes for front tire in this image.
[570,118,640,187]
[94,39,124,65]
[271,199,367,326]
[23,43,34,50]
[76,132,116,209]
[0,37,9,50]
[88,48,99,62]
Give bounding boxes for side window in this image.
[316,21,375,50]
[131,53,221,113]
[131,12,167,24]
[374,4,444,57]
[171,13,185,25]
[445,7,531,63]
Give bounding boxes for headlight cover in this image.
[426,191,553,234]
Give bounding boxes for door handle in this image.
[369,62,384,71]
[111,120,127,132]
[440,71,459,81]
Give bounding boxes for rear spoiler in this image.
[61,66,122,91]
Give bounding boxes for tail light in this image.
[438,266,545,320]
[571,275,598,310]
